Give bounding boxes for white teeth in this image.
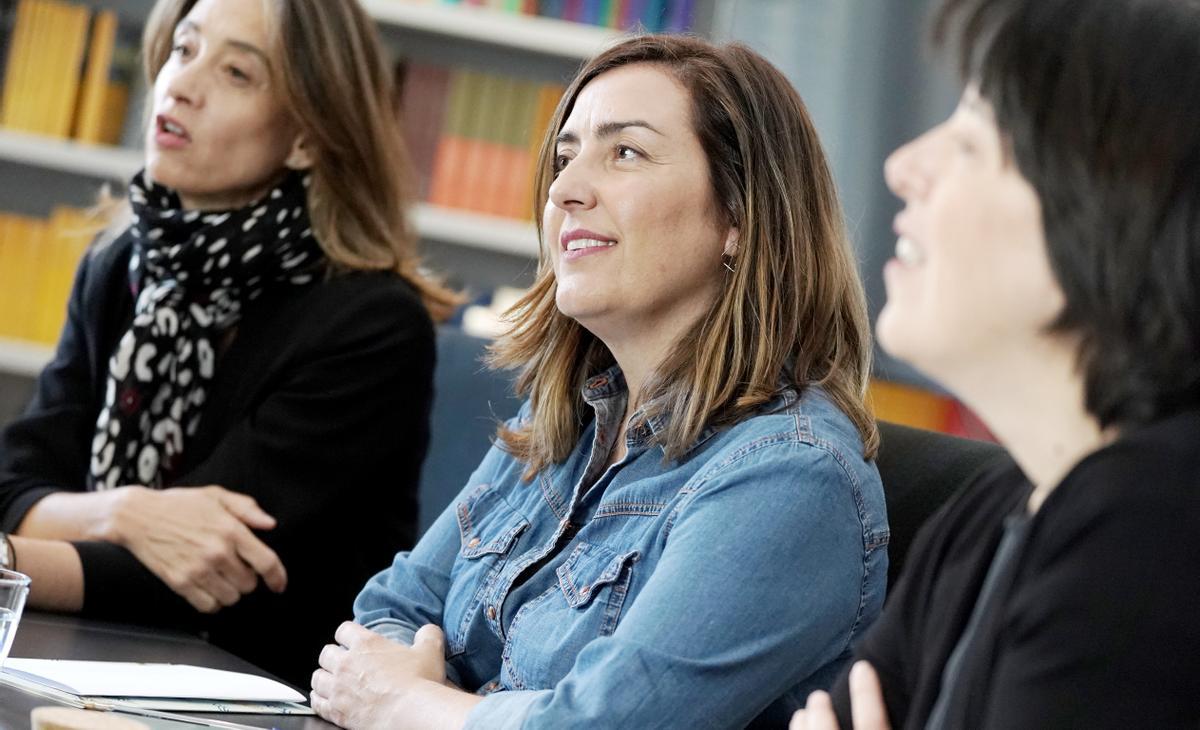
[895,236,925,265]
[566,238,616,251]
[163,121,185,136]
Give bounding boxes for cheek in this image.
[543,203,564,269]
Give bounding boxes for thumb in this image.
[413,624,445,652]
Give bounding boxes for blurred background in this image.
[0,0,988,439]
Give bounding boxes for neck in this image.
[941,338,1112,513]
[588,309,704,413]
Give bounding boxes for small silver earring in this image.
[722,256,736,274]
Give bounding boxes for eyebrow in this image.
[176,20,272,68]
[556,120,663,146]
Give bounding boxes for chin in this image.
[877,305,932,367]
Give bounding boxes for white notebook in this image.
[0,658,313,715]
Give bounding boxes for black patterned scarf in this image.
[89,170,324,490]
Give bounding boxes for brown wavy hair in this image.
[491,34,877,475]
[142,0,460,319]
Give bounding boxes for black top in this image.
[0,231,435,687]
[833,408,1200,729]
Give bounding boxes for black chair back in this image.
[418,328,521,535]
[875,421,1011,592]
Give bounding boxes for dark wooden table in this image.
[1,612,338,730]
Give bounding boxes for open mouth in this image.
[156,115,190,141]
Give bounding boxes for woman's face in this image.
[145,0,308,211]
[544,64,736,346]
[877,88,1064,382]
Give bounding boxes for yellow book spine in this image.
[47,2,90,139]
[5,215,41,342]
[24,0,56,135]
[0,0,36,128]
[0,214,14,339]
[73,9,116,143]
[99,80,129,146]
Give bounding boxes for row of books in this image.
[0,0,135,143]
[429,0,695,33]
[0,207,97,345]
[398,61,564,220]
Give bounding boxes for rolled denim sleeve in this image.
[463,439,884,729]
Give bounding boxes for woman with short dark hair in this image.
[794,0,1200,727]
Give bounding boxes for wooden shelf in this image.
[0,129,141,181]
[413,204,538,257]
[0,337,52,378]
[361,0,621,59]
[0,130,540,256]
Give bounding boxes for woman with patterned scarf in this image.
[0,0,457,686]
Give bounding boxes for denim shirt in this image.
[355,367,888,729]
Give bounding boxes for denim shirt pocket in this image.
[444,483,529,656]
[501,542,639,689]
[555,543,640,620]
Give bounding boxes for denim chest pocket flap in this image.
[456,484,529,559]
[555,542,640,609]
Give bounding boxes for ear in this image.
[722,227,740,258]
[284,135,313,171]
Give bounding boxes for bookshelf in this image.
[0,0,712,378]
[0,129,540,256]
[361,0,620,59]
[0,336,52,378]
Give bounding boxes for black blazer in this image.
[834,409,1200,728]
[0,230,435,686]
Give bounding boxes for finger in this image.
[213,487,278,530]
[231,525,288,592]
[311,667,335,697]
[179,584,221,614]
[790,709,808,730]
[413,624,445,653]
[198,566,244,608]
[318,643,347,672]
[804,691,840,730]
[334,621,375,650]
[849,661,891,730]
[309,689,336,724]
[200,537,258,595]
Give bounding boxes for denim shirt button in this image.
[486,605,497,621]
[579,585,590,596]
[467,537,481,548]
[484,681,500,692]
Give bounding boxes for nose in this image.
[884,130,933,202]
[547,153,597,212]
[160,56,206,109]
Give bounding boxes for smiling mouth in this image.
[565,238,617,252]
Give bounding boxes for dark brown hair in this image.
[935,0,1200,427]
[491,34,877,475]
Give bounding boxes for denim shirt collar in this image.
[581,365,801,458]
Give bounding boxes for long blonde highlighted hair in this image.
[492,35,877,475]
[141,0,459,319]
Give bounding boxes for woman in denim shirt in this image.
[311,35,888,730]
